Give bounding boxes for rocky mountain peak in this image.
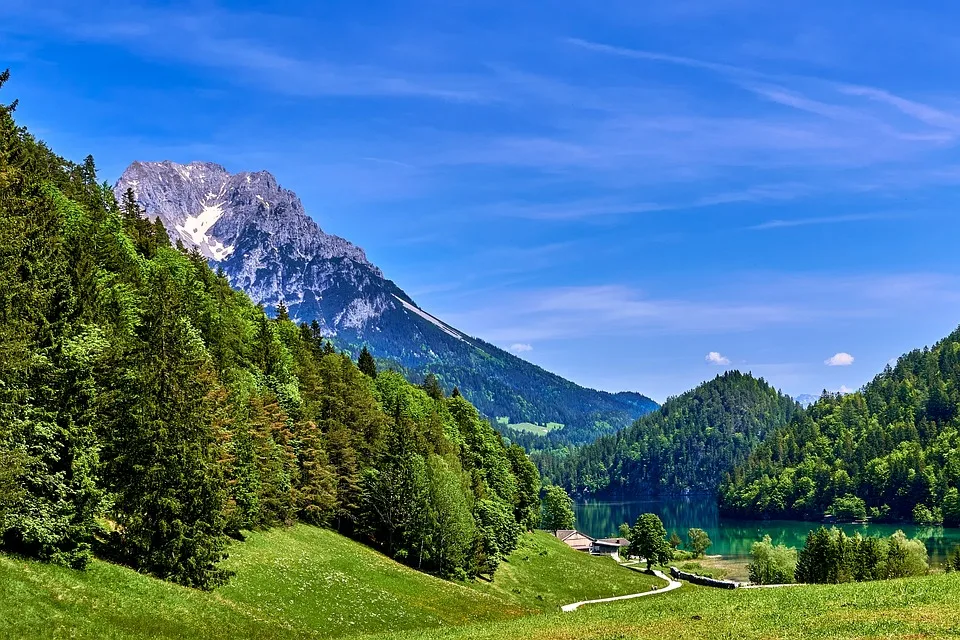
[115,161,375,270]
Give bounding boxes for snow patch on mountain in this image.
[175,202,234,258]
[392,294,466,342]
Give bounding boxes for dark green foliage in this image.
[422,372,444,400]
[335,330,659,448]
[828,495,868,522]
[103,265,230,588]
[539,372,800,497]
[722,327,960,523]
[357,345,377,378]
[628,513,671,569]
[472,499,521,576]
[540,485,575,531]
[794,527,927,584]
[0,78,103,569]
[506,444,541,530]
[0,77,539,586]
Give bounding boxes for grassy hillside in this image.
[0,525,658,639]
[467,532,660,612]
[6,522,960,640]
[382,572,960,640]
[0,526,522,640]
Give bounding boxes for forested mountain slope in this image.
[721,325,960,524]
[114,161,657,442]
[537,372,801,497]
[0,72,538,589]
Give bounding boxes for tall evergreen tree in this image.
[104,266,230,589]
[357,346,377,378]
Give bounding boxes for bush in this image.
[687,528,711,558]
[885,530,928,578]
[912,504,942,526]
[747,535,797,585]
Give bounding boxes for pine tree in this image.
[293,419,337,525]
[357,346,377,378]
[103,267,230,589]
[422,373,444,400]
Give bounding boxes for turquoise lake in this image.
[575,496,960,563]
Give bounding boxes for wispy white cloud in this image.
[706,351,731,365]
[2,4,493,103]
[510,343,533,353]
[825,352,855,366]
[439,272,960,345]
[749,213,896,230]
[838,84,960,135]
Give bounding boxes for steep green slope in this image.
[722,325,960,524]
[357,332,659,447]
[0,525,520,639]
[467,531,660,612]
[379,573,960,640]
[538,372,801,497]
[0,524,661,639]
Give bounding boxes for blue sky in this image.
[4,0,960,402]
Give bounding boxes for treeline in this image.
[721,326,960,525]
[748,527,929,585]
[536,372,800,497]
[0,73,539,589]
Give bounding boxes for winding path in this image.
[560,569,682,612]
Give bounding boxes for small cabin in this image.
[590,538,630,556]
[553,529,596,552]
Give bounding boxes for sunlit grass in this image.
[464,532,661,611]
[379,572,960,640]
[0,525,656,639]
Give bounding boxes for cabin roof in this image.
[595,537,630,547]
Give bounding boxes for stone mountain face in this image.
[115,160,396,336]
[115,161,657,439]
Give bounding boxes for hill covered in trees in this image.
[0,72,539,589]
[721,325,960,525]
[536,371,801,497]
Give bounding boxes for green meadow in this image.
[0,527,655,639]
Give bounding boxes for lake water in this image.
[575,496,960,564]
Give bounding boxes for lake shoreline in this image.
[574,496,960,564]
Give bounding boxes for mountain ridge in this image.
[114,160,657,438]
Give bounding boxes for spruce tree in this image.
[104,266,230,589]
[357,346,377,378]
[422,373,444,400]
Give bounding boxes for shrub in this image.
[748,535,797,585]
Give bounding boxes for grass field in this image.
[495,417,563,436]
[0,526,656,639]
[464,532,660,611]
[7,524,960,640]
[379,572,960,640]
